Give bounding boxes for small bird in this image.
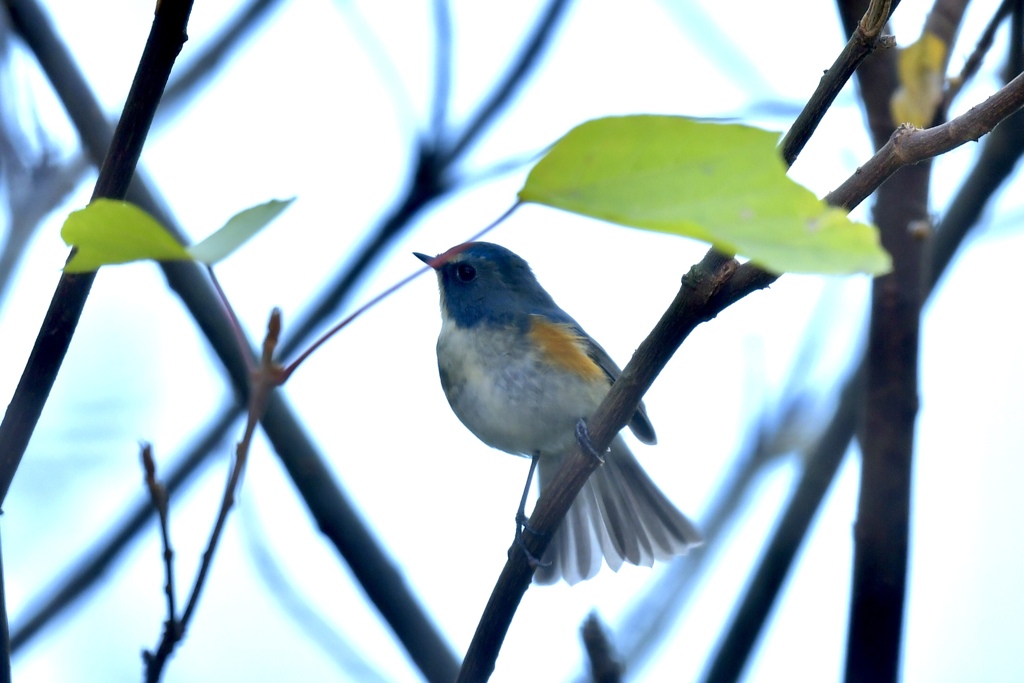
[415,242,702,584]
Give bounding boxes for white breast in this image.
[436,320,608,457]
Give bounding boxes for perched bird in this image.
[415,242,702,584]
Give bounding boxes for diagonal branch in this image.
[159,0,284,117]
[0,0,194,507]
[826,69,1024,210]
[780,0,895,165]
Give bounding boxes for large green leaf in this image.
[518,115,890,275]
[63,199,190,273]
[62,198,294,272]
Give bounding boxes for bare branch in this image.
[945,0,1015,107]
[780,0,894,165]
[826,69,1024,210]
[141,444,177,641]
[703,55,1024,678]
[0,0,195,507]
[462,21,1024,675]
[159,0,284,118]
[145,311,282,682]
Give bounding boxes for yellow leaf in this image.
[891,31,948,128]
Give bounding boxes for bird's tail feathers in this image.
[534,435,702,585]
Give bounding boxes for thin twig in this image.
[282,203,517,379]
[145,311,282,682]
[826,69,1024,210]
[140,444,178,642]
[779,0,894,165]
[944,0,1014,107]
[10,403,237,653]
[278,0,570,361]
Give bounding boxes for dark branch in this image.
[0,529,9,683]
[581,613,622,683]
[0,0,194,506]
[466,13,1024,675]
[701,371,862,683]
[159,0,284,118]
[780,0,894,165]
[944,0,1015,108]
[825,70,1024,210]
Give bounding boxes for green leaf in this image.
[188,197,295,265]
[61,198,295,272]
[62,199,190,273]
[518,115,891,275]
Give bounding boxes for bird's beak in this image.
[414,252,441,270]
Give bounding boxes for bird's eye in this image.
[455,263,476,282]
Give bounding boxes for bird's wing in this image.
[528,314,657,445]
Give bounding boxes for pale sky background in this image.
[1,1,1022,682]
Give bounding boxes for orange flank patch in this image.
[527,317,606,382]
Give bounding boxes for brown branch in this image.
[924,0,969,45]
[944,0,1015,109]
[826,68,1024,210]
[144,311,282,682]
[780,0,894,165]
[140,445,180,682]
[141,445,176,636]
[837,0,938,678]
[705,28,1024,682]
